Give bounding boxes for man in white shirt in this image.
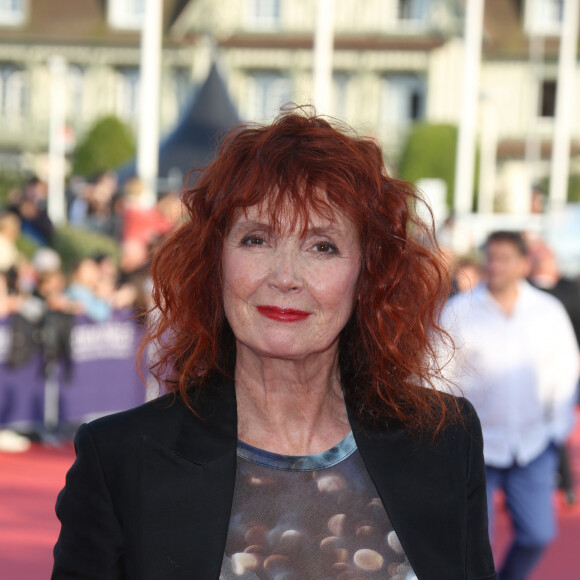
[441,231,579,580]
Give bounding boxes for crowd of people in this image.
[0,173,183,451]
[1,173,183,318]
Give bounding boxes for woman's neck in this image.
[234,346,351,456]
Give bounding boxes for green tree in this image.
[71,116,135,177]
[398,123,478,209]
[567,174,580,202]
[0,169,30,206]
[538,174,580,203]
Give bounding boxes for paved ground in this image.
[1,419,579,579]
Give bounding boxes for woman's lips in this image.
[256,305,312,322]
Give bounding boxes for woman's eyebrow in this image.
[232,221,343,237]
[307,225,341,236]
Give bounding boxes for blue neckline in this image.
[236,431,357,471]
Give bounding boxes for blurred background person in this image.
[529,239,580,351]
[33,249,80,383]
[450,255,483,297]
[0,270,23,325]
[67,172,122,239]
[0,212,21,274]
[0,269,31,452]
[6,257,44,369]
[529,238,580,504]
[94,253,138,315]
[121,177,173,254]
[118,240,153,324]
[441,231,579,580]
[8,177,53,246]
[85,172,122,239]
[33,248,80,317]
[65,257,113,323]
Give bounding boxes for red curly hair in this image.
[145,108,454,433]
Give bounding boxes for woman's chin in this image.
[251,344,309,361]
[241,340,338,364]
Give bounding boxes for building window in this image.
[244,71,292,121]
[115,67,140,120]
[398,0,429,24]
[332,72,350,120]
[0,65,27,123]
[381,74,426,128]
[108,0,145,30]
[246,0,281,30]
[172,67,192,118]
[0,0,26,26]
[68,64,85,120]
[539,80,556,117]
[525,0,564,36]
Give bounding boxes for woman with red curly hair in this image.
[53,110,496,580]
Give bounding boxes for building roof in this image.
[483,0,579,59]
[0,0,190,46]
[218,33,446,51]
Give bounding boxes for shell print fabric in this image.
[219,433,417,580]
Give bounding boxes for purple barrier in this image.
[0,312,147,428]
[58,313,146,423]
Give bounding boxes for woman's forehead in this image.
[231,202,352,233]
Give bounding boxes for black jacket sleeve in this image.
[52,422,125,579]
[464,402,497,579]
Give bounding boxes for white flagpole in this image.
[453,0,485,216]
[313,0,334,114]
[47,55,67,225]
[137,0,163,206]
[477,97,497,214]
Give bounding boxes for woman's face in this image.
[222,204,361,362]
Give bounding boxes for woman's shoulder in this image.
[353,388,481,447]
[77,393,190,454]
[408,391,482,451]
[76,377,237,462]
[94,392,184,426]
[428,391,482,442]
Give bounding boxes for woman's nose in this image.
[268,248,302,293]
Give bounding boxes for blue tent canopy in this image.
[118,63,240,191]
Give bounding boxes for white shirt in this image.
[440,281,579,468]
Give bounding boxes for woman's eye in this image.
[241,235,266,246]
[314,241,338,254]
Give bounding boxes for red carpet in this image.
[493,415,580,580]
[1,423,580,579]
[0,444,74,578]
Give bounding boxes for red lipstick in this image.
[256,305,311,322]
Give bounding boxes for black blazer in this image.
[52,374,496,579]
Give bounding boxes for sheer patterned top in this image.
[219,432,417,580]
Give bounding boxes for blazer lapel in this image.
[348,409,467,580]
[136,376,238,580]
